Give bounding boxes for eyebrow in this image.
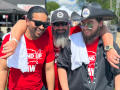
[82,21,93,23]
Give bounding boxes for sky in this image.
[47,0,81,12]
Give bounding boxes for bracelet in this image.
[11,38,19,44]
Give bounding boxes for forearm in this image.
[100,25,113,46]
[0,70,8,90]
[0,59,8,90]
[11,20,27,42]
[115,74,120,90]
[46,62,55,90]
[58,68,69,90]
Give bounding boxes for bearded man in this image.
[0,9,120,90]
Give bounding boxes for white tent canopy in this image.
[50,6,73,17]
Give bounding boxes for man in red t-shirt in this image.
[0,10,120,90]
[0,6,55,90]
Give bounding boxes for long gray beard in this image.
[52,27,69,48]
[54,36,68,48]
[82,26,101,44]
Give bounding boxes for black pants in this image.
[7,85,48,90]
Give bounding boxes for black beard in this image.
[82,26,101,44]
[52,27,69,48]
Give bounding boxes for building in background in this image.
[4,0,46,11]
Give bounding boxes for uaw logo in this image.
[57,12,64,18]
[27,49,43,64]
[82,8,90,18]
[88,51,96,62]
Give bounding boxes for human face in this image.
[81,19,103,44]
[26,13,48,40]
[51,21,70,48]
[52,21,69,33]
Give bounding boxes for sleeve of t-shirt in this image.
[0,34,10,57]
[57,41,71,70]
[70,25,81,35]
[45,39,55,63]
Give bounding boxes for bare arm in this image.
[115,74,120,90]
[0,20,27,59]
[45,61,55,90]
[0,59,8,90]
[100,25,120,69]
[11,20,27,42]
[58,68,69,90]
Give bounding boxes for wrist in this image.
[104,45,114,52]
[11,38,19,44]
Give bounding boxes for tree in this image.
[77,0,116,10]
[47,1,60,15]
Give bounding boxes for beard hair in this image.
[52,27,69,48]
[82,26,101,44]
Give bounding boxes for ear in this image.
[99,20,103,26]
[26,18,30,25]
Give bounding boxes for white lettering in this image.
[28,54,34,58]
[28,65,36,72]
[88,68,94,76]
[89,56,95,61]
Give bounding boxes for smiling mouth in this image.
[57,30,65,33]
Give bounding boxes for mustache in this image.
[56,29,66,32]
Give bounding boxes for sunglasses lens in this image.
[81,23,93,29]
[81,23,85,28]
[61,22,68,26]
[53,22,68,26]
[53,22,60,26]
[43,23,49,28]
[87,24,93,29]
[35,21,42,26]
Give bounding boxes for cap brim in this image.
[51,19,69,23]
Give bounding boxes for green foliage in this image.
[46,1,60,15]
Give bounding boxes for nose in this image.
[58,24,63,29]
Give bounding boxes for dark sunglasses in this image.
[30,19,49,28]
[53,22,68,27]
[81,23,93,29]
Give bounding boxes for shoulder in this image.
[70,25,81,35]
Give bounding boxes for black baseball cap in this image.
[51,10,69,23]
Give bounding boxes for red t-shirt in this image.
[0,34,55,90]
[44,25,81,90]
[86,38,99,82]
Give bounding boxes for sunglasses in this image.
[30,19,49,28]
[81,23,93,29]
[53,22,68,27]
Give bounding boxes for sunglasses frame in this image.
[81,23,93,29]
[53,22,68,27]
[30,19,49,28]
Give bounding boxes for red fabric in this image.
[0,34,55,90]
[43,25,81,90]
[0,25,81,90]
[86,38,99,82]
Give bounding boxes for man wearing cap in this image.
[0,9,120,90]
[57,2,120,90]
